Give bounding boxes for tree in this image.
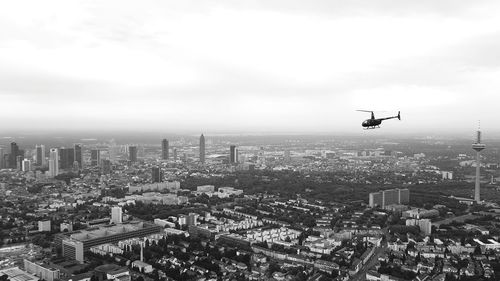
[474,245,482,255]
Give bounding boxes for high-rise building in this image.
[9,142,19,169]
[128,146,138,162]
[59,148,75,169]
[152,167,162,183]
[229,145,237,164]
[199,134,205,164]
[90,149,100,166]
[111,206,123,224]
[49,148,59,177]
[369,188,410,208]
[16,155,23,170]
[173,148,177,161]
[0,147,4,169]
[74,144,83,169]
[472,129,486,203]
[161,139,169,160]
[22,159,32,172]
[36,145,46,166]
[1,154,7,170]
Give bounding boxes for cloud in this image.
[0,1,499,134]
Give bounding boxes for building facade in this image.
[161,139,169,160]
[369,188,410,208]
[199,134,205,163]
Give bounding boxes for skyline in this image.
[1,1,500,134]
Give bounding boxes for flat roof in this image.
[69,222,156,242]
[0,267,39,281]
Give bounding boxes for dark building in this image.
[9,142,21,169]
[199,134,205,164]
[128,146,138,162]
[90,149,100,166]
[0,148,5,169]
[161,139,169,160]
[16,155,23,170]
[59,148,75,169]
[1,154,8,169]
[229,145,237,164]
[152,167,162,183]
[35,145,45,166]
[101,159,112,174]
[74,144,83,168]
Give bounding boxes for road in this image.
[349,244,386,281]
[350,228,389,281]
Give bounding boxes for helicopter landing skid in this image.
[363,126,380,130]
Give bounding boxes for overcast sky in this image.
[1,0,499,136]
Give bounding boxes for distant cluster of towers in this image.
[0,143,85,176]
[0,133,241,180]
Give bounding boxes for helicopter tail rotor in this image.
[397,111,401,120]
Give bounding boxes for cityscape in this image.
[1,131,500,281]
[2,1,500,281]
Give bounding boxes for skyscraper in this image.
[152,167,162,183]
[229,145,237,164]
[59,147,75,169]
[129,146,138,162]
[9,142,20,169]
[74,144,83,168]
[161,139,169,160]
[16,155,23,170]
[36,145,46,166]
[90,149,100,166]
[22,159,32,172]
[49,148,59,177]
[199,134,205,164]
[0,147,4,169]
[473,129,486,203]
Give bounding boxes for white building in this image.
[442,171,453,180]
[197,185,215,193]
[38,220,51,232]
[217,187,244,198]
[23,259,60,281]
[48,148,59,177]
[90,244,124,256]
[111,206,123,224]
[131,261,153,273]
[22,159,32,172]
[406,219,432,236]
[60,222,73,232]
[154,219,175,228]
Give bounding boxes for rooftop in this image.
[69,221,156,242]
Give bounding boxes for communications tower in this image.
[472,129,486,203]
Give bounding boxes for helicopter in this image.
[357,110,401,129]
